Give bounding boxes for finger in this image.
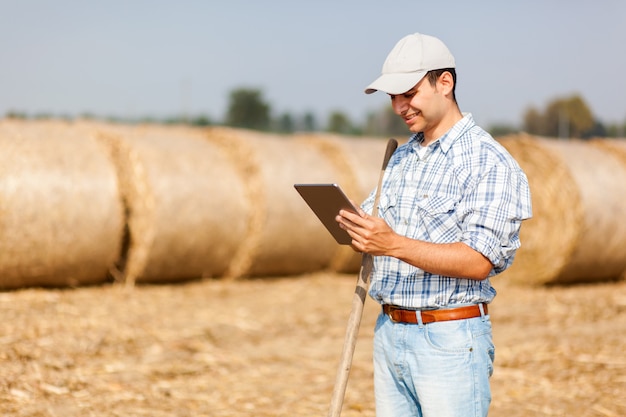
[340,209,367,226]
[336,213,358,231]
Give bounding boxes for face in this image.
[389,75,448,140]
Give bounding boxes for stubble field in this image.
[1,273,625,417]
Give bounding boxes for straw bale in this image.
[538,138,626,282]
[499,135,626,285]
[96,124,248,284]
[0,120,124,289]
[202,127,265,278]
[590,138,626,279]
[94,126,153,285]
[591,138,626,166]
[497,135,580,285]
[206,128,349,277]
[294,133,390,273]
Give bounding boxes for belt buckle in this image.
[386,306,399,323]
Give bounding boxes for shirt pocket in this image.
[415,195,459,242]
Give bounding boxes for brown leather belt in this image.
[383,303,488,324]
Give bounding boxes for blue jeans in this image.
[373,309,495,417]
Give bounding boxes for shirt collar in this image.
[407,113,476,154]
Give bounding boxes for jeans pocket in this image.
[471,320,496,377]
[424,320,473,353]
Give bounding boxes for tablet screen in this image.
[294,183,358,245]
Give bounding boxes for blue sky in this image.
[2,0,625,128]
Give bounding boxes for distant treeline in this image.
[5,88,626,139]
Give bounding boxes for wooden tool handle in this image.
[327,138,398,417]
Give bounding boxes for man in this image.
[336,33,532,417]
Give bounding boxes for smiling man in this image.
[337,33,532,417]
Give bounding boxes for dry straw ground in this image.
[1,273,625,417]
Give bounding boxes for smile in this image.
[404,112,420,122]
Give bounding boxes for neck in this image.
[422,106,463,145]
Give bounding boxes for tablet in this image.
[294,183,359,245]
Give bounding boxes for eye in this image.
[389,90,416,101]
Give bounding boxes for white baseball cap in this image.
[365,33,456,95]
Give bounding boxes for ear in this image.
[437,71,455,97]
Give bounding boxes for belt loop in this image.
[478,303,486,321]
[416,310,424,327]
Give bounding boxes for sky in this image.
[2,0,625,128]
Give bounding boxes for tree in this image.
[523,107,544,136]
[523,95,595,138]
[326,111,355,135]
[300,112,318,132]
[487,123,520,137]
[274,112,295,133]
[606,121,626,138]
[364,105,409,138]
[225,88,271,131]
[190,115,212,126]
[5,110,28,119]
[546,95,594,138]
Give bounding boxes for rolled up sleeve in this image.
[459,164,532,275]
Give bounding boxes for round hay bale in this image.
[590,138,626,279]
[206,127,348,277]
[591,138,626,166]
[498,135,580,285]
[96,124,249,284]
[0,120,124,289]
[499,135,626,285]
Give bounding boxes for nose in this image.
[391,96,408,116]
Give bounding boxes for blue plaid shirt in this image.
[361,114,532,309]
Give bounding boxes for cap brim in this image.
[364,71,427,95]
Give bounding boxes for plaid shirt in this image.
[361,114,532,309]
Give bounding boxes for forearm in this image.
[386,235,493,280]
[338,208,493,280]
